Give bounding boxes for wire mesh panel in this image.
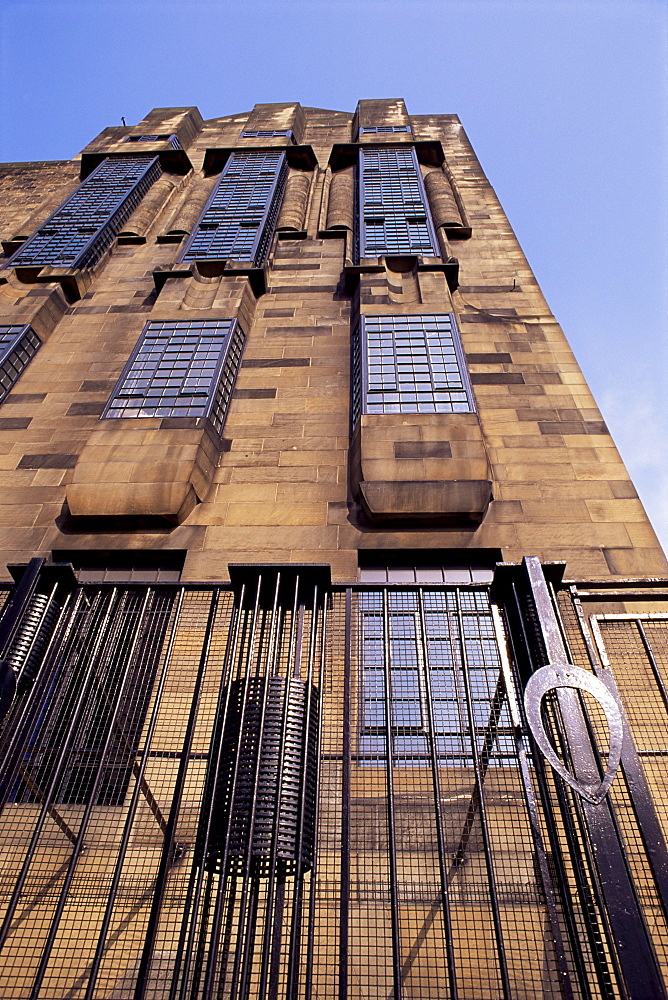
[0,325,41,405]
[357,146,438,259]
[0,574,667,998]
[180,151,288,267]
[5,157,162,270]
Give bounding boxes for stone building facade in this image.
[0,100,666,998]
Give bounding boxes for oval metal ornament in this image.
[524,664,624,805]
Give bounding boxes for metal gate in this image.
[0,558,666,999]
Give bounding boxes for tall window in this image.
[352,313,474,421]
[103,318,245,435]
[358,588,513,765]
[180,150,288,267]
[356,145,438,259]
[0,324,41,404]
[4,156,162,270]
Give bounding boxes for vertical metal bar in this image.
[416,587,458,999]
[382,588,403,1000]
[454,589,512,1000]
[305,591,328,1000]
[286,578,318,999]
[522,559,665,998]
[199,579,259,1000]
[0,588,120,951]
[229,572,279,1000]
[506,580,600,1000]
[85,588,184,1000]
[338,589,352,1000]
[258,576,297,1000]
[574,601,668,932]
[490,604,575,1000]
[235,572,285,1000]
[133,589,220,1000]
[172,589,243,1000]
[30,588,155,999]
[0,558,45,656]
[0,587,84,813]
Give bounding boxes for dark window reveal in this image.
[103,318,245,435]
[353,313,474,421]
[4,156,162,270]
[0,325,42,404]
[180,150,288,267]
[356,145,437,259]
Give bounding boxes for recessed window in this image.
[103,318,245,434]
[4,157,162,270]
[240,129,295,142]
[356,146,437,259]
[0,324,41,404]
[353,313,475,419]
[180,150,288,267]
[359,125,412,135]
[124,134,181,149]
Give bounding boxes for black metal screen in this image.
[0,325,41,404]
[180,151,288,267]
[4,156,162,270]
[357,146,438,260]
[0,570,667,998]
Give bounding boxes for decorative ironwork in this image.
[356,145,438,259]
[102,317,245,433]
[4,156,162,269]
[0,564,665,998]
[0,324,41,404]
[180,150,288,267]
[353,313,474,419]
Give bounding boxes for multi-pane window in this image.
[4,156,162,270]
[358,588,513,765]
[356,145,438,259]
[124,134,181,149]
[240,129,295,141]
[353,313,474,420]
[103,318,245,435]
[180,150,288,267]
[0,324,41,404]
[358,125,412,135]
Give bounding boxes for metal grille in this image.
[102,318,245,431]
[0,573,667,998]
[5,156,162,269]
[357,145,438,259]
[0,325,41,405]
[125,134,181,149]
[180,150,288,266]
[354,313,475,417]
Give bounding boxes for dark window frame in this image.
[356,144,438,260]
[0,324,42,404]
[179,150,288,267]
[102,317,245,435]
[4,156,162,271]
[352,313,475,422]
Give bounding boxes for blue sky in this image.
[1,0,667,550]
